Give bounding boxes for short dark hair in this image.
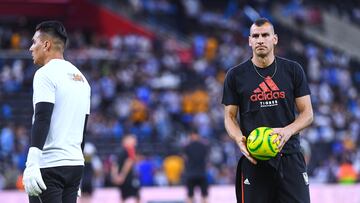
[253,17,273,27]
[35,20,67,46]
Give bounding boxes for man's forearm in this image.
[224,115,244,142]
[286,110,313,136]
[111,165,118,177]
[120,159,134,178]
[31,102,54,149]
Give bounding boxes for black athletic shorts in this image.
[186,176,208,197]
[29,165,83,203]
[119,178,140,200]
[235,152,310,203]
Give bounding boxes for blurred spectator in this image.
[337,157,358,184]
[136,153,155,186]
[163,153,184,185]
[111,134,140,203]
[0,123,14,157]
[80,142,103,201]
[183,131,209,203]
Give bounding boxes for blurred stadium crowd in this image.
[1,0,360,191]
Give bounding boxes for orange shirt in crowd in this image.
[163,155,184,185]
[205,37,218,61]
[182,90,209,114]
[131,99,147,123]
[337,162,358,184]
[11,33,21,49]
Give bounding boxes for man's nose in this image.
[257,36,265,43]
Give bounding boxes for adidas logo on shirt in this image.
[244,178,251,185]
[250,76,285,107]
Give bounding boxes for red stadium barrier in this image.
[0,0,154,38]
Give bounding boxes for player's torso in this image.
[233,58,297,135]
[37,59,90,167]
[52,61,90,105]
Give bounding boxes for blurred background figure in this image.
[80,142,103,203]
[337,155,358,184]
[163,151,184,186]
[183,130,209,203]
[136,153,155,187]
[111,134,140,203]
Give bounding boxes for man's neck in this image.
[251,55,275,68]
[43,52,64,65]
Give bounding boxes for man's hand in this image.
[236,136,257,165]
[271,127,294,151]
[112,174,125,185]
[22,147,47,196]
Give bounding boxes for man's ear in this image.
[43,40,51,52]
[273,34,278,46]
